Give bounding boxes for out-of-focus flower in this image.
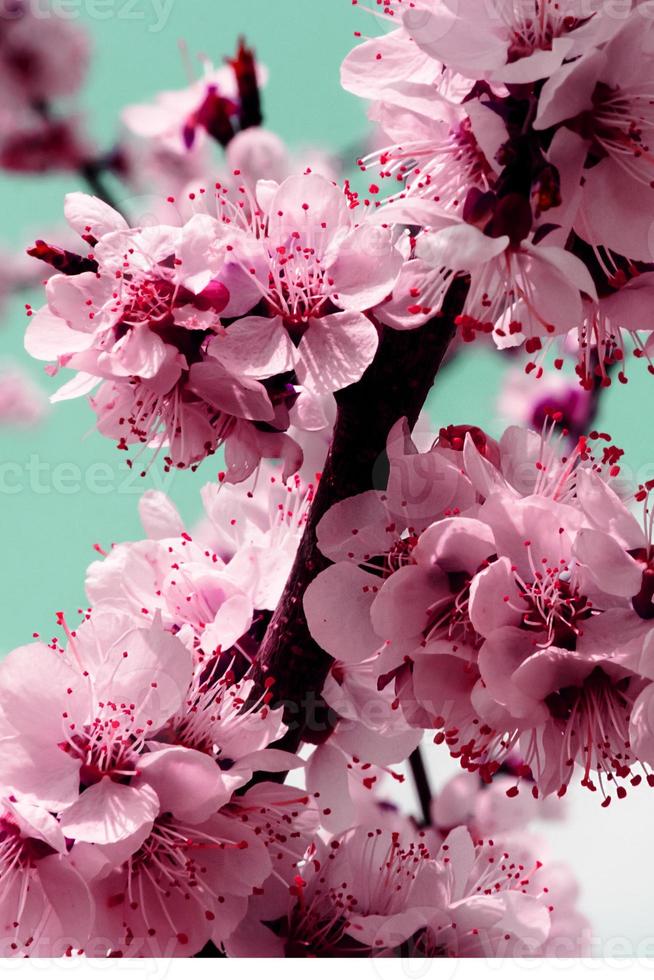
[497,365,592,433]
[0,0,89,107]
[123,42,266,154]
[0,363,48,426]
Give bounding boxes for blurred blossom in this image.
[498,365,593,432]
[0,362,48,426]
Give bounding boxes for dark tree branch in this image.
[253,280,468,751]
[78,160,125,217]
[409,746,433,827]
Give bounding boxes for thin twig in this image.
[409,746,433,827]
[78,161,125,217]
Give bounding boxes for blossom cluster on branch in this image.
[1,0,654,960]
[0,446,591,956]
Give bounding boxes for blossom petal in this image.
[297,312,378,394]
[304,562,381,663]
[209,315,296,378]
[136,746,231,819]
[60,779,159,844]
[64,192,129,239]
[327,224,403,311]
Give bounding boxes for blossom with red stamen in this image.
[25,192,299,477]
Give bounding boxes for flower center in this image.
[543,666,649,803]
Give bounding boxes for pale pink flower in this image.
[77,803,271,956]
[25,193,298,475]
[75,777,315,957]
[341,24,467,106]
[197,466,317,611]
[178,172,404,394]
[0,1,89,108]
[413,220,597,353]
[86,517,258,661]
[123,48,267,154]
[87,472,310,641]
[0,609,192,843]
[535,15,654,261]
[432,770,563,837]
[306,415,654,800]
[362,95,505,216]
[418,827,552,956]
[232,826,439,956]
[0,798,93,957]
[228,821,562,957]
[0,364,48,426]
[190,174,402,394]
[150,660,303,809]
[306,661,420,833]
[402,0,622,85]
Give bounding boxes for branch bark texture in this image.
[254,281,468,751]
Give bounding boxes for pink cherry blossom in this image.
[25,192,300,476]
[402,0,622,85]
[414,220,598,353]
[6,0,653,955]
[0,364,48,426]
[0,609,192,841]
[0,798,93,957]
[419,827,552,956]
[78,805,271,956]
[0,1,89,108]
[181,172,405,394]
[361,94,505,215]
[123,45,267,153]
[535,16,654,261]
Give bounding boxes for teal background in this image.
[0,0,652,949]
